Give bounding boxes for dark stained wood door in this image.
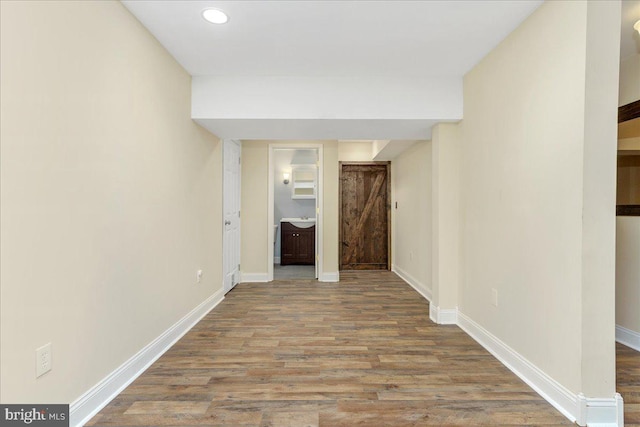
[340,163,390,270]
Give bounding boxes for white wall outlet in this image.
[491,288,498,307]
[36,343,52,378]
[409,251,413,261]
[196,269,203,283]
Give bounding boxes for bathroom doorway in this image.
[268,144,323,281]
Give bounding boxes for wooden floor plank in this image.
[617,342,640,426]
[85,271,573,426]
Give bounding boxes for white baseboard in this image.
[240,272,270,283]
[428,305,457,325]
[457,311,577,423]
[429,303,437,323]
[69,289,225,427]
[457,311,623,427]
[392,265,457,325]
[576,393,624,427]
[392,264,432,302]
[319,271,339,282]
[274,257,281,264]
[616,324,640,352]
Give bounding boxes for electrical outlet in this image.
[196,269,203,283]
[491,288,498,307]
[36,343,52,378]
[409,251,413,260]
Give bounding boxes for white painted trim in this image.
[439,309,457,325]
[319,271,339,282]
[428,305,457,325]
[274,256,281,265]
[392,264,432,302]
[268,143,324,282]
[69,289,225,427]
[616,324,640,352]
[268,146,275,281]
[457,311,578,423]
[576,393,624,427]
[429,304,437,324]
[316,145,323,282]
[456,311,623,427]
[391,265,458,325]
[240,272,270,283]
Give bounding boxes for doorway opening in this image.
[268,144,323,281]
[339,162,391,271]
[615,98,640,425]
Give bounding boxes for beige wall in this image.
[240,142,270,274]
[460,0,618,396]
[338,141,374,162]
[431,124,460,311]
[619,53,640,106]
[580,0,619,396]
[391,141,432,295]
[0,1,222,403]
[241,140,339,277]
[324,142,340,273]
[616,217,640,332]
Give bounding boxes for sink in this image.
[281,217,316,228]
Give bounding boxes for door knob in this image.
[225,220,231,225]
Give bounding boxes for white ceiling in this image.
[121,0,543,78]
[122,0,635,144]
[621,0,640,60]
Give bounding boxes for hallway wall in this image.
[391,141,433,298]
[338,141,374,161]
[0,1,222,404]
[459,0,619,399]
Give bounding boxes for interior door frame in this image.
[268,143,324,281]
[222,139,241,293]
[338,161,391,271]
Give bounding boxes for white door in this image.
[223,139,241,293]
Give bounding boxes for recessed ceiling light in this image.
[202,8,228,24]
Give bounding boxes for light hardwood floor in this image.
[86,271,573,426]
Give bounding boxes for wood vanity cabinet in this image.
[280,222,315,265]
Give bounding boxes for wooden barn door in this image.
[339,162,390,270]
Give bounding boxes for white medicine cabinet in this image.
[291,165,316,199]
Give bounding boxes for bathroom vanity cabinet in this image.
[280,222,315,265]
